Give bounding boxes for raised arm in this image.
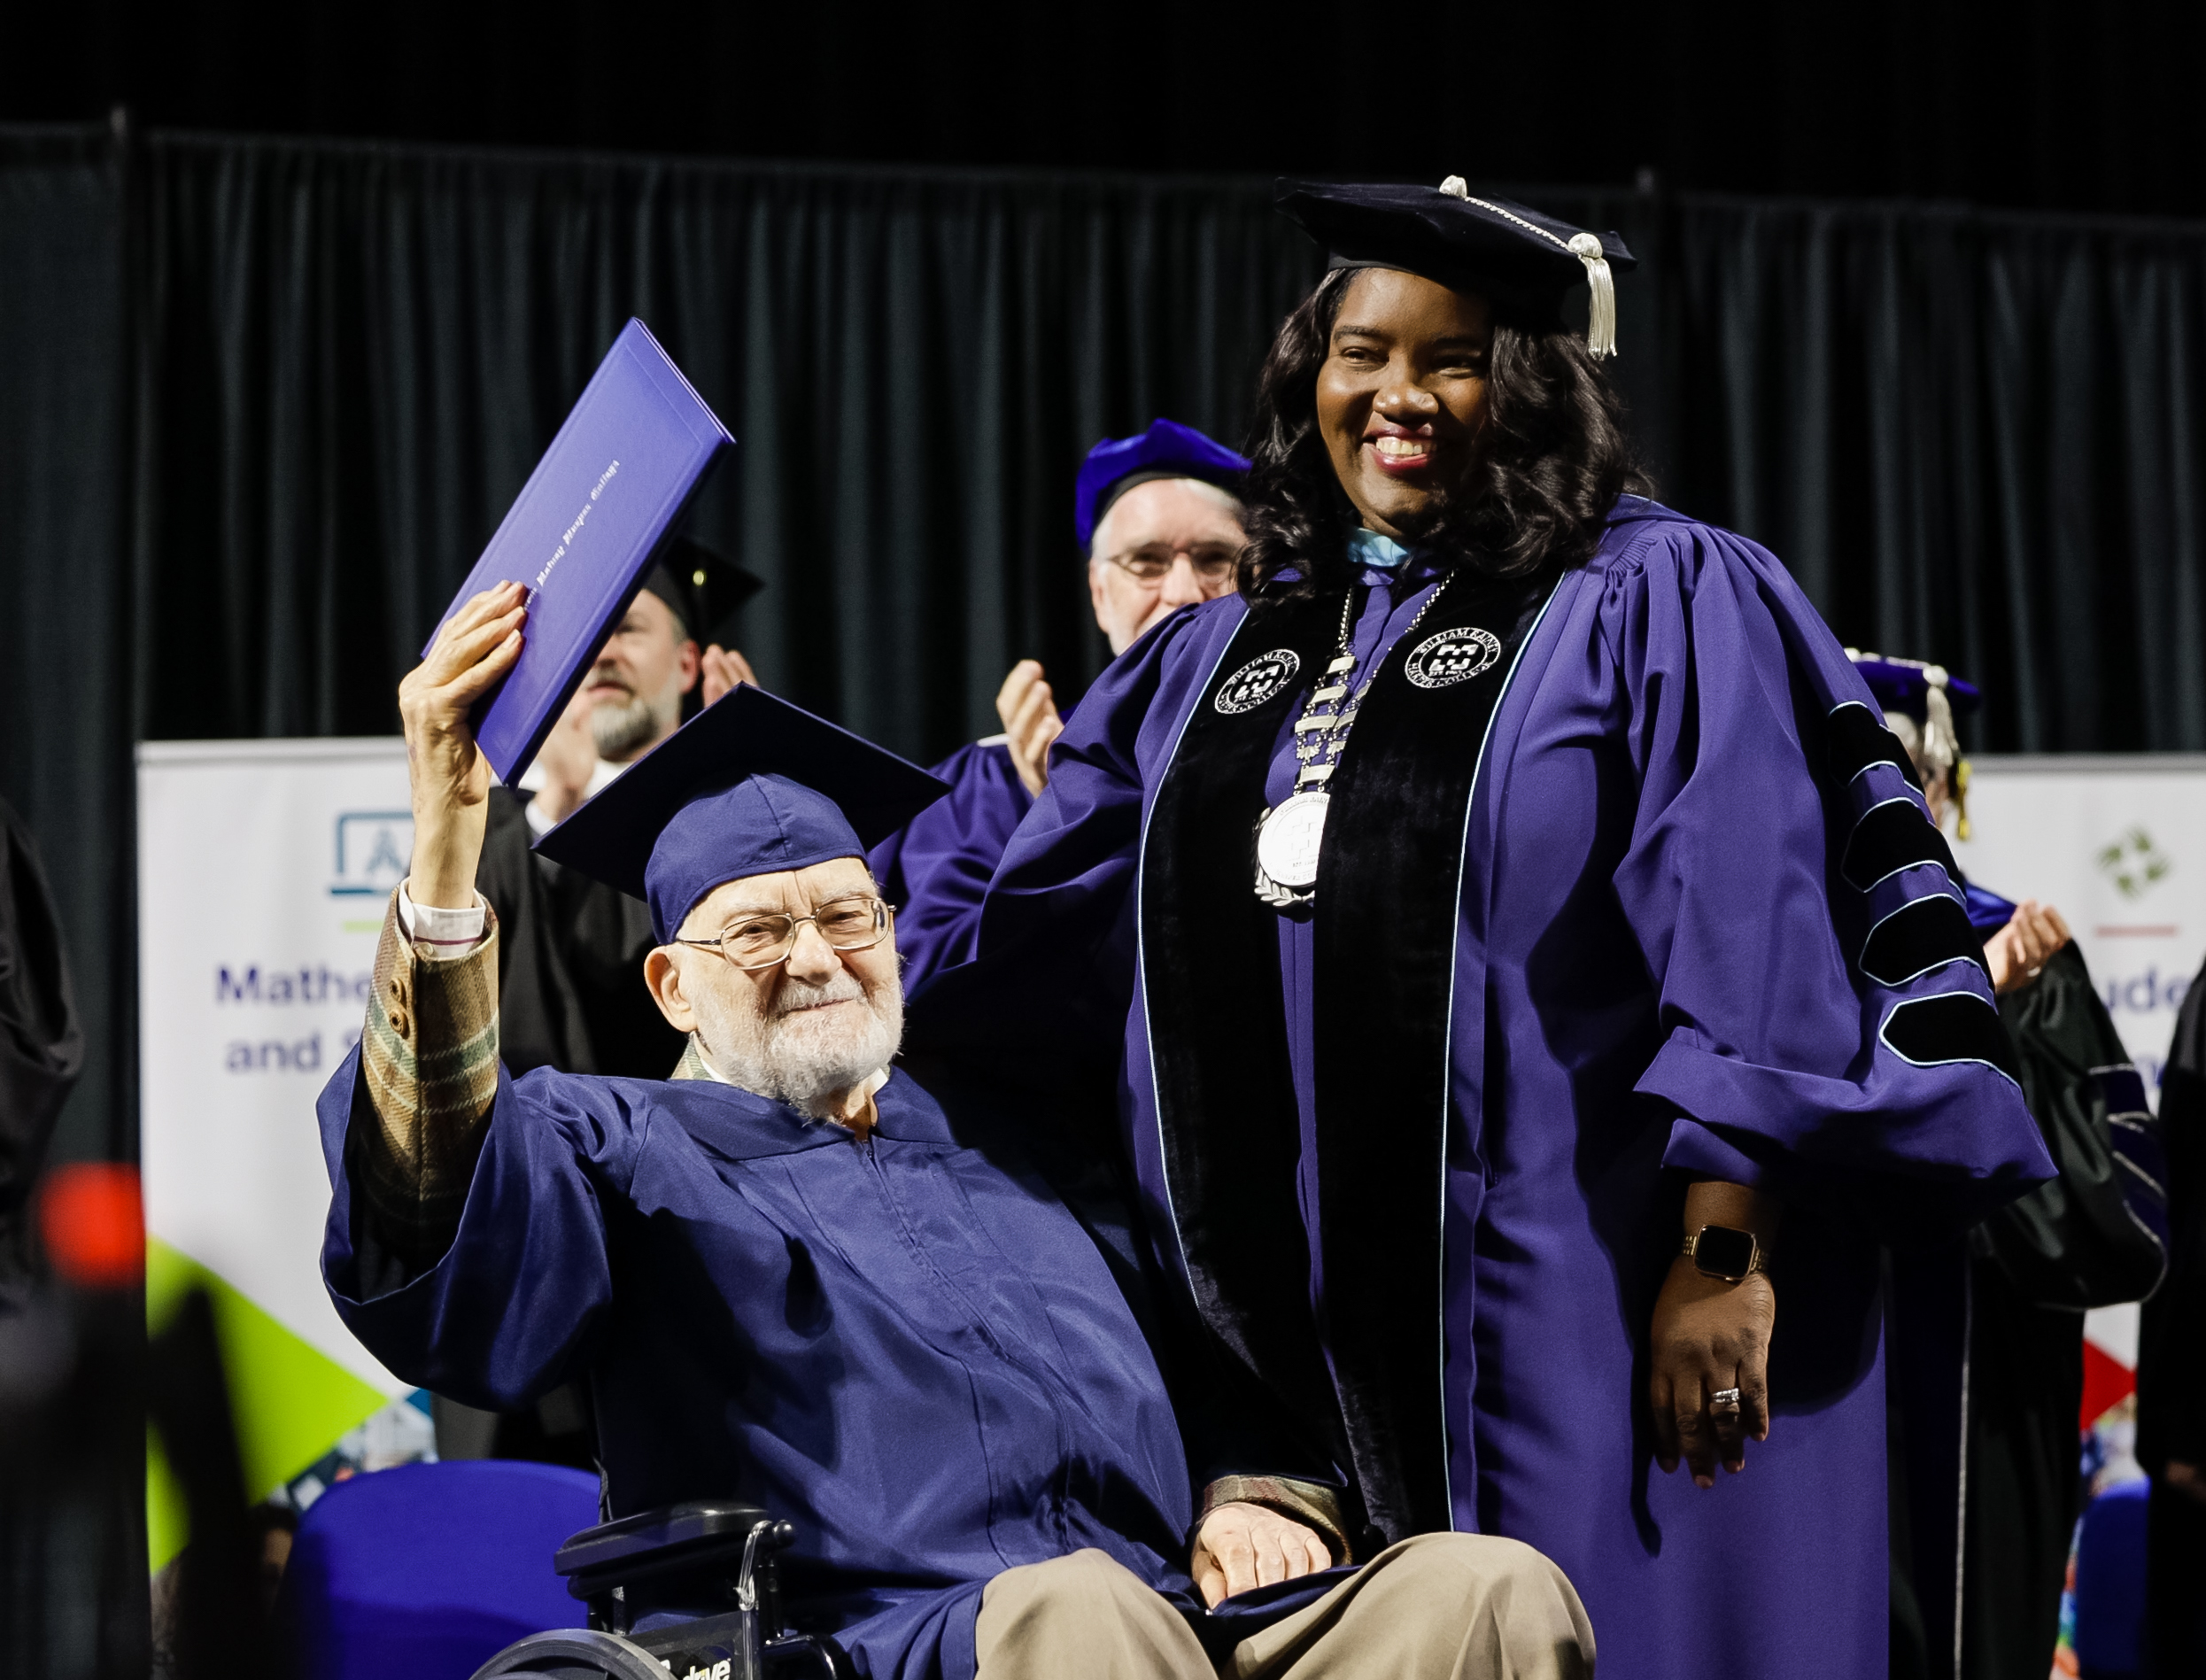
[348,584,526,1271]
[402,581,528,910]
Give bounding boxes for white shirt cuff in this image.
[398,883,489,960]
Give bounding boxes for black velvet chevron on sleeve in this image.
[1825,701,1916,785]
[1842,798,1959,892]
[1880,991,2022,1083]
[1860,894,1990,988]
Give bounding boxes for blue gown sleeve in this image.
[868,741,1033,995]
[316,1049,641,1410]
[906,605,1230,1065]
[1600,524,2054,1222]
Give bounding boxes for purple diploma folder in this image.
[425,318,736,785]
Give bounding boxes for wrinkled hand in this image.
[1650,1256,1776,1486]
[399,582,526,907]
[701,643,757,708]
[995,660,1064,798]
[1189,1502,1330,1608]
[2167,1461,2206,1506]
[1985,900,2072,994]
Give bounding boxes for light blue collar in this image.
[1347,528,1413,570]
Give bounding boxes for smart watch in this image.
[1682,1224,1767,1283]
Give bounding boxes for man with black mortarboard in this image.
[873,420,1250,989]
[313,583,1598,1680]
[476,537,767,1087]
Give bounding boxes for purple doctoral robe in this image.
[869,739,1033,993]
[910,498,2054,1680]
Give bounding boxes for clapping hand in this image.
[1985,899,2071,994]
[701,644,757,708]
[995,660,1065,798]
[530,683,600,827]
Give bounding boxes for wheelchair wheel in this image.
[470,1627,674,1679]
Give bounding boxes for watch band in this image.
[1682,1223,1768,1282]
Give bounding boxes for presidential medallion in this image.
[1405,626,1503,690]
[1214,649,1302,715]
[1255,790,1330,892]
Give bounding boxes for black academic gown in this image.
[1893,937,2167,1680]
[2140,956,2206,1674]
[474,788,687,1080]
[0,798,83,1307]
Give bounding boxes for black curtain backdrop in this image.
[5,124,2206,1173]
[11,1,2204,220]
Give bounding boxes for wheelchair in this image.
[471,1499,849,1680]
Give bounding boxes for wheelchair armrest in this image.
[556,1501,796,1634]
[555,1501,773,1587]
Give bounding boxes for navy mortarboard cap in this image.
[533,684,950,944]
[1845,651,1981,720]
[1072,418,1251,553]
[1276,176,1637,358]
[641,536,765,648]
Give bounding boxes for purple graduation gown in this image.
[315,1057,1194,1680]
[916,499,2054,1680]
[869,739,1033,993]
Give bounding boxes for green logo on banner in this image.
[2096,827,2174,901]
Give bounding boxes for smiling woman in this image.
[1241,243,1648,599]
[922,176,2058,1680]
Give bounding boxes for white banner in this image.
[1955,752,2206,1377]
[137,739,425,1560]
[1956,755,2206,1096]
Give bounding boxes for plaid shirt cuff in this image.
[354,889,501,1261]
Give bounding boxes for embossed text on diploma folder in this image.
[427,317,735,784]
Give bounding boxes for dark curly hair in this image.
[1238,268,1652,597]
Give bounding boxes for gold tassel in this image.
[1954,757,1972,841]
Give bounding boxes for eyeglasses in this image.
[1100,543,1242,583]
[674,895,894,972]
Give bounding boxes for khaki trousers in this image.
[973,1533,1595,1680]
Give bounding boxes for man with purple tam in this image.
[873,419,1250,988]
[309,583,1598,1680]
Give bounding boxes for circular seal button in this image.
[1213,648,1303,715]
[1405,626,1503,690]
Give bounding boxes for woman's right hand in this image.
[399,582,526,907]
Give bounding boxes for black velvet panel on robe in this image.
[1140,567,1559,1544]
[1137,592,1348,1489]
[475,789,688,1080]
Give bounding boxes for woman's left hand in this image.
[1649,1255,1776,1487]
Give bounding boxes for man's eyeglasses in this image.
[674,895,894,972]
[1100,543,1242,584]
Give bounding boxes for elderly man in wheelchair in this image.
[315,587,1593,1680]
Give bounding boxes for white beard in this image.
[692,966,903,1119]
